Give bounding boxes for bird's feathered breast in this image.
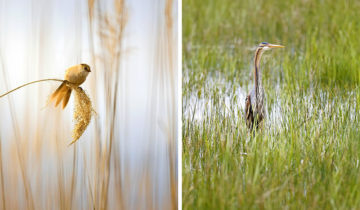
[65,65,89,85]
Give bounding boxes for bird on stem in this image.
[245,42,284,130]
[51,63,91,109]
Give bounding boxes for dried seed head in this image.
[69,87,93,145]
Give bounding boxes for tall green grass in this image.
[183,0,360,87]
[183,0,360,209]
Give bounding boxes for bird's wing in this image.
[245,95,254,130]
[51,82,66,100]
[51,81,70,108]
[62,88,72,109]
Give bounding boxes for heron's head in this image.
[259,42,284,51]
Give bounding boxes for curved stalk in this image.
[0,79,70,98]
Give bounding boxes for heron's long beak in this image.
[268,44,285,48]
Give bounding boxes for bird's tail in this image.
[51,81,72,109]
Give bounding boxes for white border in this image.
[177,0,182,208]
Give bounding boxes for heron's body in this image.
[245,42,284,130]
[245,85,265,130]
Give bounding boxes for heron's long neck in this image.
[254,47,263,97]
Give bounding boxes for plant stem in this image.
[0,79,67,98]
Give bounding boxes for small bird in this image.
[51,64,91,109]
[245,42,284,130]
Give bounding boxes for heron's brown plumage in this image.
[245,95,254,130]
[245,42,283,130]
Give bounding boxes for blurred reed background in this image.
[0,0,178,209]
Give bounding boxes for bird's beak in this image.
[268,44,285,48]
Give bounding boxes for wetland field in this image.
[183,0,360,209]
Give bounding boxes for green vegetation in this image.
[183,0,360,209]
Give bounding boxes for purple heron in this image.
[245,42,284,130]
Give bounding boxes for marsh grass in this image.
[146,0,178,208]
[95,1,128,209]
[183,0,360,209]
